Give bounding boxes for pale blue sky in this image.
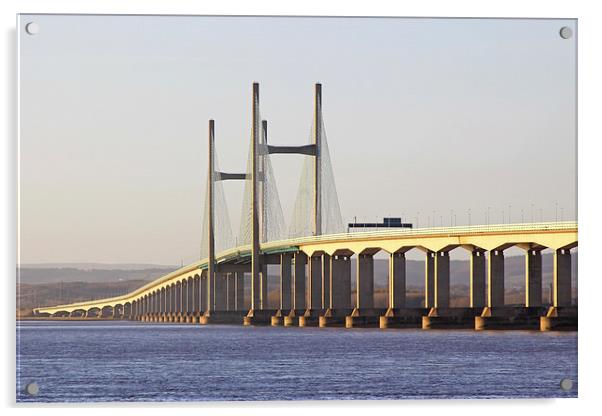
[19,15,576,264]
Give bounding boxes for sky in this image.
[18,15,577,265]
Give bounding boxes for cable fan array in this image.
[201,87,343,259]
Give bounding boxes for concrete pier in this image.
[200,276,208,312]
[159,288,165,320]
[470,250,486,307]
[186,278,194,317]
[389,251,406,309]
[260,264,268,309]
[192,276,200,318]
[235,272,245,311]
[243,309,278,326]
[271,309,284,326]
[283,309,301,326]
[330,254,351,309]
[434,251,450,308]
[309,254,322,310]
[422,307,478,329]
[425,251,435,308]
[356,253,374,309]
[322,253,331,309]
[345,308,386,328]
[227,273,236,311]
[319,308,353,327]
[526,249,542,307]
[554,248,572,307]
[175,282,182,316]
[293,252,307,310]
[379,308,425,329]
[215,273,227,311]
[280,253,292,310]
[540,306,578,331]
[488,250,505,307]
[299,308,323,327]
[475,306,546,330]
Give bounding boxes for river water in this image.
[16,320,577,402]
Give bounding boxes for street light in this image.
[561,207,564,221]
[531,203,534,222]
[521,208,524,223]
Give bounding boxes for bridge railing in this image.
[261,221,578,251]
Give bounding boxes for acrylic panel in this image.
[17,14,577,402]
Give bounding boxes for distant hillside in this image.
[20,263,178,270]
[17,266,177,284]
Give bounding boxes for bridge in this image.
[33,83,578,331]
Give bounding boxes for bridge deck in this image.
[33,222,577,315]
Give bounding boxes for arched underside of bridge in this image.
[34,223,577,324]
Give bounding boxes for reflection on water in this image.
[16,321,577,402]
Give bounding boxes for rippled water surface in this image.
[16,321,577,402]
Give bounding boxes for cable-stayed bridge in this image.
[33,83,578,331]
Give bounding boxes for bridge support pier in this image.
[293,252,307,310]
[260,265,268,310]
[526,249,543,308]
[192,276,200,322]
[271,254,292,326]
[422,307,478,329]
[309,254,322,309]
[488,250,505,307]
[186,278,194,321]
[200,275,208,314]
[540,248,576,331]
[322,254,331,309]
[320,255,351,327]
[283,310,299,326]
[475,249,506,329]
[303,254,323,326]
[379,251,408,328]
[235,272,245,311]
[554,248,572,307]
[389,251,406,309]
[301,253,325,327]
[470,250,487,308]
[331,255,351,309]
[356,253,374,309]
[271,309,284,326]
[215,273,227,311]
[227,273,236,311]
[344,252,377,328]
[280,254,292,311]
[434,251,450,308]
[425,251,435,308]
